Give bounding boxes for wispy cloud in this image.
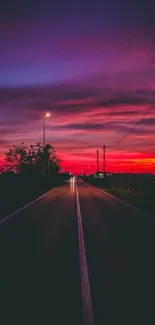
[0,5,155,172]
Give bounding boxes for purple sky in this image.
[0,0,155,172]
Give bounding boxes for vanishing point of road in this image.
[1,178,155,325]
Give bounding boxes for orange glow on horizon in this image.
[60,155,155,174]
[0,153,155,174]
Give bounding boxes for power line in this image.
[111,105,155,147]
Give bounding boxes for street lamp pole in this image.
[43,112,50,146]
[43,113,46,147]
[43,112,50,174]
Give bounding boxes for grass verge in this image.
[102,188,154,218]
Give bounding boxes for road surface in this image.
[1,178,155,325]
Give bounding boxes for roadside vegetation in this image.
[83,174,155,217]
[0,142,68,218]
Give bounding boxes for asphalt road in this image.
[1,178,155,325]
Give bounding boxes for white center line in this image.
[76,181,94,325]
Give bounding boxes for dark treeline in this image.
[0,142,69,219]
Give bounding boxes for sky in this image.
[0,0,155,173]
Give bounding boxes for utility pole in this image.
[97,149,99,177]
[103,145,106,178]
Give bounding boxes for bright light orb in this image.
[44,112,50,117]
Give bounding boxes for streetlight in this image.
[43,112,50,146]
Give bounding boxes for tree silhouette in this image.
[5,142,61,176]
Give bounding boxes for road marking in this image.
[0,187,56,225]
[88,182,154,222]
[76,182,94,325]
